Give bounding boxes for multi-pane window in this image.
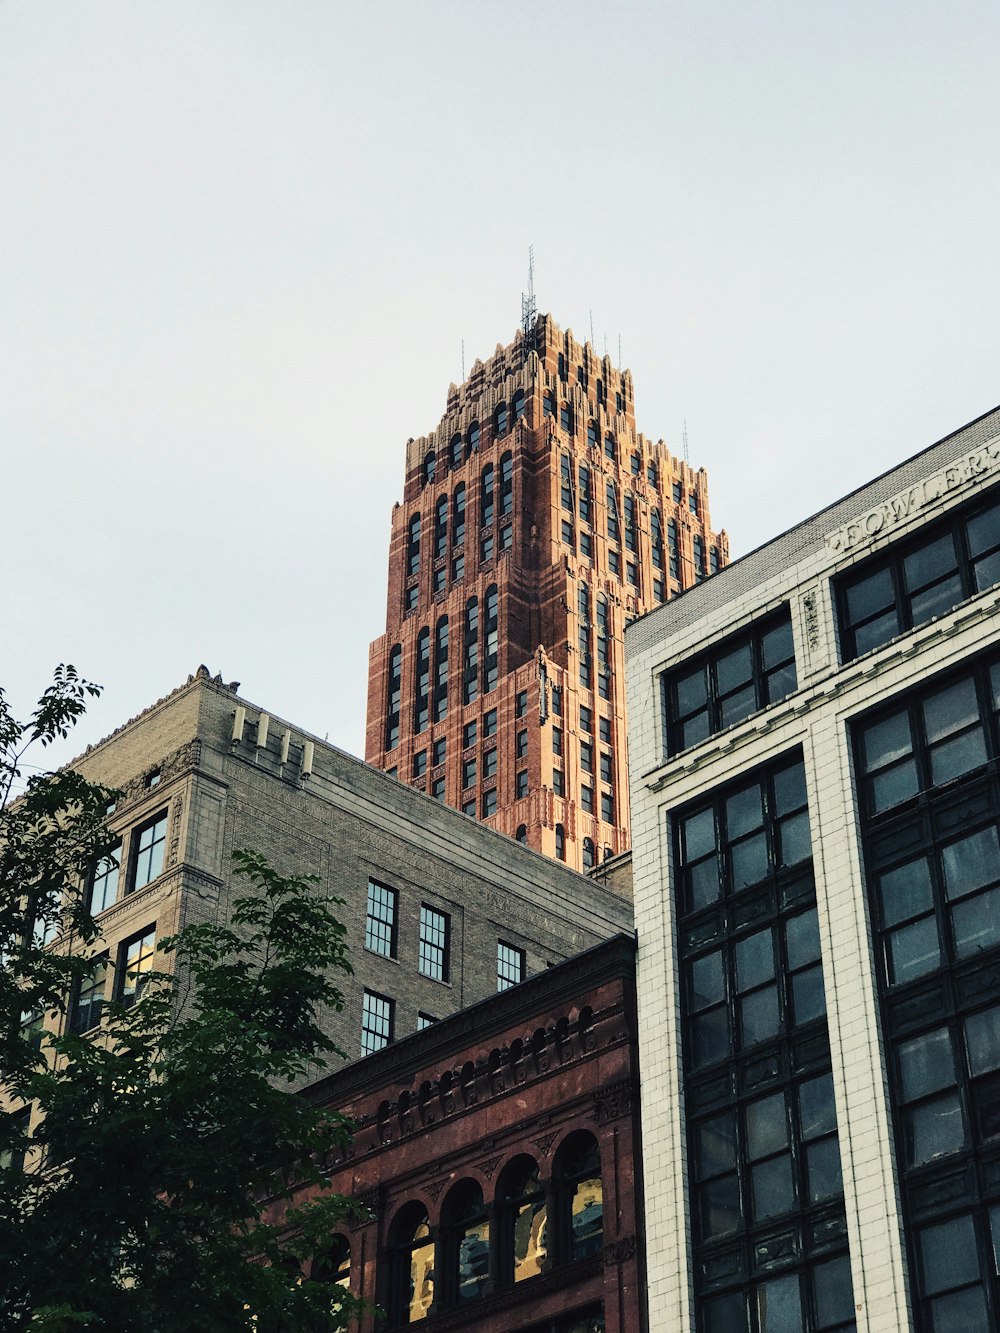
[431,778,445,802]
[836,487,1000,662]
[88,844,121,914]
[414,627,431,732]
[70,955,108,1033]
[433,566,446,595]
[580,532,592,560]
[463,720,477,749]
[668,519,679,580]
[855,653,1000,1328]
[483,585,499,693]
[386,644,402,749]
[551,686,562,717]
[579,465,592,525]
[433,738,446,766]
[418,905,449,982]
[484,708,498,737]
[689,492,699,515]
[516,730,528,759]
[417,1012,438,1031]
[599,716,611,743]
[462,757,477,789]
[605,433,617,462]
[693,534,706,581]
[580,705,593,733]
[596,596,611,701]
[578,585,592,689]
[499,523,513,552]
[483,789,497,818]
[607,483,621,546]
[624,493,637,552]
[552,727,563,756]
[560,455,573,512]
[462,799,476,818]
[433,618,449,722]
[500,452,513,516]
[452,552,465,582]
[664,609,797,757]
[651,509,664,570]
[600,791,614,823]
[562,520,575,549]
[361,990,393,1056]
[497,941,525,992]
[560,404,573,435]
[516,771,529,798]
[582,785,594,814]
[453,485,466,547]
[600,751,613,783]
[413,751,427,777]
[365,881,398,958]
[407,514,421,577]
[581,742,594,774]
[553,769,565,797]
[480,533,494,564]
[131,814,167,892]
[463,599,479,705]
[515,689,528,718]
[434,495,448,557]
[609,550,621,577]
[483,747,497,779]
[481,464,495,527]
[450,434,462,469]
[118,928,156,1008]
[676,753,853,1330]
[405,583,418,614]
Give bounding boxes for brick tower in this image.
[366,313,727,870]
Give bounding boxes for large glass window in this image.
[365,880,397,958]
[88,844,121,914]
[117,928,155,1008]
[837,487,1000,661]
[664,609,797,757]
[130,815,167,892]
[442,1182,490,1304]
[389,1204,434,1324]
[497,1156,548,1282]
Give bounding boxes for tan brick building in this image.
[366,314,726,870]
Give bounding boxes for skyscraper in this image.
[366,313,726,869]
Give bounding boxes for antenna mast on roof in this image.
[520,245,536,362]
[683,418,690,465]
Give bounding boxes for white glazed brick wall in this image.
[627,415,1000,1333]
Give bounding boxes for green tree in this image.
[1,669,363,1331]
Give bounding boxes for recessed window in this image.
[600,751,613,783]
[404,583,418,614]
[609,550,621,577]
[483,748,497,779]
[482,790,497,818]
[463,720,477,749]
[433,738,446,766]
[580,532,593,559]
[462,757,477,789]
[117,928,155,1008]
[516,771,529,799]
[497,941,525,991]
[431,777,445,801]
[365,880,398,958]
[553,769,565,797]
[88,844,121,915]
[515,689,528,718]
[452,552,465,582]
[413,751,427,777]
[515,825,528,845]
[551,686,562,717]
[581,741,594,774]
[664,609,797,757]
[484,708,497,737]
[555,824,565,860]
[480,533,494,564]
[361,990,394,1056]
[600,790,614,823]
[433,566,446,595]
[580,705,593,733]
[689,493,699,515]
[582,785,594,814]
[145,769,161,789]
[130,814,167,893]
[417,1012,438,1031]
[499,523,513,552]
[599,716,611,743]
[407,514,421,577]
[462,799,476,817]
[516,729,528,759]
[419,905,449,982]
[434,616,449,723]
[552,726,563,756]
[386,644,402,751]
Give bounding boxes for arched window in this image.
[512,389,526,423]
[453,485,466,548]
[434,496,448,559]
[423,452,436,485]
[483,585,499,694]
[466,422,480,458]
[450,433,462,470]
[555,824,565,861]
[604,433,616,462]
[543,391,555,418]
[497,1156,548,1284]
[434,618,449,722]
[481,464,495,527]
[583,837,596,870]
[499,452,513,517]
[407,515,421,577]
[441,1181,490,1305]
[386,645,402,751]
[494,402,508,438]
[515,824,528,845]
[414,628,430,734]
[559,403,573,435]
[587,420,598,449]
[554,1132,603,1262]
[388,1203,435,1324]
[463,599,479,704]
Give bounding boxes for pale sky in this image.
[3,1,998,774]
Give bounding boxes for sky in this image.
[2,1,998,776]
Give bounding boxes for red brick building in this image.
[366,313,726,868]
[278,934,644,1332]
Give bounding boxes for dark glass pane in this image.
[756,1273,801,1333]
[675,666,709,717]
[888,917,941,984]
[965,1005,1000,1076]
[705,1291,749,1333]
[731,834,769,889]
[792,966,826,1024]
[930,729,988,786]
[899,1027,957,1101]
[695,1112,737,1178]
[746,1091,788,1159]
[905,1092,966,1164]
[953,878,1000,956]
[973,549,1000,592]
[720,683,758,729]
[736,929,775,991]
[683,808,717,862]
[716,642,753,694]
[682,712,712,750]
[879,857,933,926]
[726,785,764,839]
[741,986,781,1046]
[765,662,798,704]
[688,856,722,911]
[786,909,821,969]
[966,501,1000,558]
[698,1173,741,1238]
[927,1286,990,1333]
[773,762,807,815]
[813,1255,855,1329]
[806,1137,844,1202]
[861,711,913,774]
[903,533,958,593]
[854,609,901,655]
[871,758,919,813]
[920,1214,980,1296]
[924,679,981,744]
[778,811,811,866]
[910,574,963,627]
[845,566,894,625]
[751,1155,794,1221]
[799,1073,837,1139]
[990,1203,1000,1273]
[691,1008,731,1070]
[689,951,725,1010]
[761,619,794,669]
[942,827,1000,899]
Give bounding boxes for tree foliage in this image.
[0,670,363,1331]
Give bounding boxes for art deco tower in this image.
[366,313,726,870]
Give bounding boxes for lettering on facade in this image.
[826,437,1000,554]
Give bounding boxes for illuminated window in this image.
[117,928,155,1008]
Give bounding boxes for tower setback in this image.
[366,313,727,869]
